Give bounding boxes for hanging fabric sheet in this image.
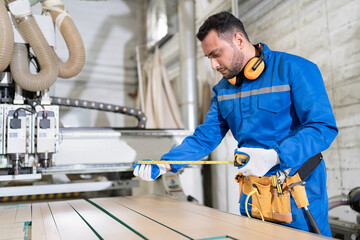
[142,46,184,129]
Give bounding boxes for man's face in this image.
[201,30,244,79]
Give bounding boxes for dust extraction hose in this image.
[42,0,85,78]
[10,15,59,92]
[6,0,85,92]
[0,3,14,72]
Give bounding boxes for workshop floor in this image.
[0,195,328,240]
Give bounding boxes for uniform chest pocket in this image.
[258,92,290,114]
[219,100,234,119]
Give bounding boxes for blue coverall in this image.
[161,43,338,237]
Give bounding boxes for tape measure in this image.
[137,154,249,166]
[137,160,233,165]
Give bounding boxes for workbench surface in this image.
[0,195,329,240]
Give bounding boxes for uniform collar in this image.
[259,42,271,61]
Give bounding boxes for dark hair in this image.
[196,11,249,42]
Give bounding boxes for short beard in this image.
[224,45,244,79]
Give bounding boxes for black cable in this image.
[12,98,46,119]
[28,51,40,73]
[10,97,147,128]
[27,98,46,117]
[13,107,35,118]
[50,96,147,128]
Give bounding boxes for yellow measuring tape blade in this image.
[137,160,234,165]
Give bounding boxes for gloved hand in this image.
[236,147,280,177]
[133,159,167,181]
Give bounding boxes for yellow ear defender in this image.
[228,44,265,86]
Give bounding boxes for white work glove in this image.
[236,147,280,177]
[133,159,167,181]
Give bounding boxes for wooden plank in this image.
[0,223,24,229]
[130,195,327,240]
[15,204,31,223]
[90,198,188,240]
[141,196,277,237]
[0,196,328,240]
[48,201,98,240]
[177,200,320,239]
[31,203,47,240]
[0,226,25,240]
[32,203,61,240]
[68,199,142,240]
[110,196,268,239]
[0,205,17,225]
[0,204,29,240]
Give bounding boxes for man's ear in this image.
[233,32,245,49]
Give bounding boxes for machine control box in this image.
[36,110,57,153]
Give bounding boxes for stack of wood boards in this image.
[0,195,329,240]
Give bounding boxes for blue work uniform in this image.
[161,43,338,237]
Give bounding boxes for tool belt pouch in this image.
[237,174,292,224]
[285,173,309,209]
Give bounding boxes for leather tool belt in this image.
[235,153,322,224]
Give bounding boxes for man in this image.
[133,11,337,237]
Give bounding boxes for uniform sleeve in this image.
[272,61,338,173]
[161,91,230,173]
